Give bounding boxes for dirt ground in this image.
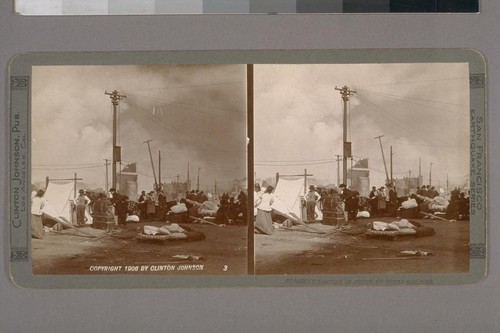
[32,221,249,275]
[32,216,469,277]
[255,216,470,275]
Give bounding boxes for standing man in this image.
[109,187,121,225]
[75,189,91,227]
[339,184,351,226]
[237,190,248,226]
[115,195,129,226]
[387,184,398,217]
[156,189,167,221]
[369,186,379,218]
[146,191,156,221]
[305,185,321,223]
[138,190,147,220]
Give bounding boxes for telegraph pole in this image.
[104,159,110,194]
[390,146,393,185]
[197,167,201,191]
[158,150,162,190]
[375,135,390,184]
[187,162,190,191]
[143,139,158,189]
[334,154,342,187]
[429,162,433,186]
[419,157,422,186]
[335,86,356,185]
[105,90,126,190]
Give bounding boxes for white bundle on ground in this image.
[357,211,370,218]
[144,226,160,235]
[372,219,415,231]
[171,203,188,214]
[401,198,418,209]
[126,215,140,222]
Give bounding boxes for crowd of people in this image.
[31,179,468,238]
[252,180,471,236]
[106,187,248,226]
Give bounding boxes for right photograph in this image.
[253,62,472,275]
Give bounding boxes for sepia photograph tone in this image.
[29,64,249,275]
[253,63,471,276]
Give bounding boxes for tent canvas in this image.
[41,182,93,225]
[271,177,323,222]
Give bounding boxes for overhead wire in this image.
[357,88,469,117]
[356,93,457,148]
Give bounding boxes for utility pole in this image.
[143,139,157,189]
[419,157,422,186]
[335,85,356,185]
[187,162,190,191]
[408,170,411,194]
[350,158,353,187]
[214,179,217,196]
[197,167,201,191]
[304,169,308,195]
[104,159,110,193]
[429,162,433,186]
[390,146,393,185]
[158,150,162,190]
[375,135,390,184]
[105,90,126,190]
[334,154,342,187]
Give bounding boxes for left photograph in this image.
[30,64,249,275]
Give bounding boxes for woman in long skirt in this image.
[31,190,46,239]
[255,186,275,235]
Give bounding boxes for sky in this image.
[31,64,247,193]
[254,63,470,190]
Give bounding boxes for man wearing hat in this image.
[339,184,351,226]
[74,189,91,227]
[369,186,379,218]
[305,185,321,223]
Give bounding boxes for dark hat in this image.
[339,184,346,188]
[109,188,116,192]
[309,185,315,190]
[79,189,84,194]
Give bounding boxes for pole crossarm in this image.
[105,90,127,106]
[335,85,357,101]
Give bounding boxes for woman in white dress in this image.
[255,185,275,235]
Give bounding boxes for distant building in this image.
[347,158,370,197]
[117,162,138,201]
[163,181,189,201]
[394,176,422,196]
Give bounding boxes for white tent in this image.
[41,182,93,225]
[271,177,322,222]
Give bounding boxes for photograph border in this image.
[9,49,486,288]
